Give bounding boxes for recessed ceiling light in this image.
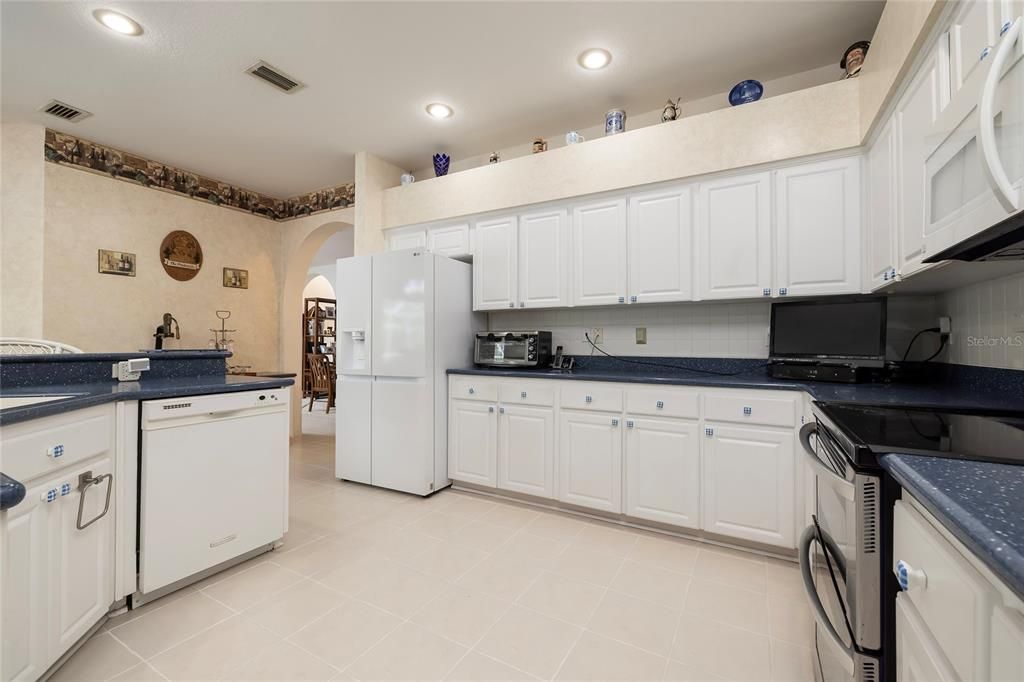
[425,102,454,119]
[93,9,143,36]
[578,48,612,70]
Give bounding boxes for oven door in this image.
[798,421,882,682]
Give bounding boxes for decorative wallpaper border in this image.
[44,129,354,222]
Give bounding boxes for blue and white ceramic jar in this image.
[432,153,450,177]
[728,80,763,106]
[605,109,626,135]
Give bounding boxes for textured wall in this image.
[1,124,46,338]
[940,271,1024,370]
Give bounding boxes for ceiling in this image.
[1,1,884,198]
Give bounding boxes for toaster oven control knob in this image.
[895,560,927,591]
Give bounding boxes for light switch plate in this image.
[635,327,647,344]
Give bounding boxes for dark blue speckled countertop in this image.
[881,454,1024,601]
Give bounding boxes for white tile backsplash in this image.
[939,271,1024,370]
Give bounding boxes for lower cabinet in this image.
[624,416,700,529]
[701,424,795,547]
[896,594,958,682]
[448,399,497,487]
[558,410,622,514]
[497,404,554,499]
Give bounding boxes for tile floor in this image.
[56,433,815,681]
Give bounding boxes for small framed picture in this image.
[223,267,249,289]
[98,249,136,276]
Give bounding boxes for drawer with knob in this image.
[449,378,498,402]
[559,384,623,413]
[1,404,115,484]
[625,387,699,419]
[498,383,555,407]
[703,392,797,427]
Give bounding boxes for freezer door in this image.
[337,255,372,375]
[371,377,434,495]
[371,250,429,378]
[336,375,372,484]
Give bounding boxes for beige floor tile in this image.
[148,616,280,681]
[771,639,816,681]
[376,500,437,528]
[569,523,639,557]
[445,651,538,681]
[610,559,690,609]
[101,586,196,632]
[403,539,489,580]
[457,552,546,601]
[435,491,498,517]
[671,613,772,681]
[242,579,346,638]
[271,538,355,576]
[344,622,467,681]
[366,523,445,561]
[109,591,233,659]
[494,531,569,565]
[224,639,338,681]
[450,519,519,553]
[287,600,402,670]
[49,632,141,681]
[407,510,474,541]
[523,512,588,542]
[587,590,681,656]
[692,547,767,592]
[628,534,701,574]
[555,630,666,681]
[410,584,512,647]
[355,559,450,618]
[201,561,303,610]
[480,503,542,530]
[549,545,626,587]
[475,605,582,679]
[662,658,726,681]
[311,550,393,595]
[684,577,769,634]
[766,558,804,597]
[768,591,814,646]
[108,661,165,681]
[516,570,605,626]
[279,517,328,552]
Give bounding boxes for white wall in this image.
[302,274,335,300]
[1,123,46,337]
[940,271,1024,371]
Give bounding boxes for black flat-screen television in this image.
[770,297,887,366]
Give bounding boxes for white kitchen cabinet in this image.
[896,594,959,682]
[558,410,622,513]
[774,156,861,297]
[627,186,693,304]
[624,416,700,529]
[991,605,1024,681]
[696,172,773,300]
[472,216,518,311]
[427,222,470,258]
[701,424,795,548]
[448,399,497,487]
[572,197,628,307]
[388,228,427,251]
[518,208,569,309]
[498,404,555,498]
[867,116,899,289]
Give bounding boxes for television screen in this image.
[770,298,887,361]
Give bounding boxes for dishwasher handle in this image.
[76,471,113,530]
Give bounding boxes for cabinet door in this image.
[624,417,700,529]
[702,424,795,548]
[696,173,772,300]
[428,223,470,258]
[518,208,568,309]
[896,594,959,682]
[498,404,554,498]
[991,605,1024,682]
[558,410,622,513]
[388,229,427,251]
[866,117,899,289]
[448,399,497,487]
[52,457,115,654]
[572,198,628,306]
[472,216,518,311]
[628,186,693,304]
[1,481,52,682]
[775,157,861,297]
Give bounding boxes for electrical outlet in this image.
[635,327,647,344]
[939,316,951,341]
[587,327,603,345]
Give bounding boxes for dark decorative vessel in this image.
[433,153,450,177]
[728,80,763,106]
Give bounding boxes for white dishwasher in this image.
[138,388,289,596]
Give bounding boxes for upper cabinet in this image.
[518,208,569,309]
[427,222,471,258]
[866,116,899,290]
[387,228,426,252]
[472,215,518,310]
[774,156,861,297]
[572,197,628,306]
[696,172,773,300]
[628,186,693,304]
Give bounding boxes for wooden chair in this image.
[306,353,335,413]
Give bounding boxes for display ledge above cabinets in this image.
[385,151,863,311]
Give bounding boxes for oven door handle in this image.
[799,524,856,676]
[799,422,855,501]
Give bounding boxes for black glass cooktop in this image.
[816,403,1024,466]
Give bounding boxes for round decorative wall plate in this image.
[159,230,203,281]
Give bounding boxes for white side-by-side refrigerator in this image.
[335,249,483,495]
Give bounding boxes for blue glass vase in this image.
[728,80,763,106]
[433,153,450,177]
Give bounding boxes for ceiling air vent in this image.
[40,99,92,122]
[246,60,305,94]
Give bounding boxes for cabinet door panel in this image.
[519,208,568,309]
[558,410,622,513]
[498,405,554,498]
[624,417,700,529]
[867,117,898,289]
[473,216,517,311]
[572,198,628,306]
[696,173,772,300]
[702,424,795,548]
[428,223,470,258]
[775,157,861,296]
[388,229,426,251]
[896,594,959,682]
[628,186,693,304]
[448,399,497,487]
